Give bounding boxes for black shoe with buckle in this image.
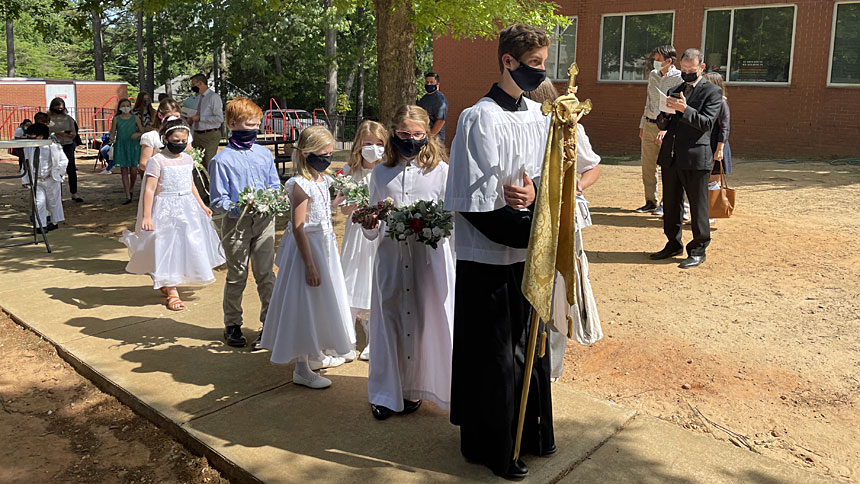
[400,399,422,415]
[223,325,247,347]
[650,246,683,260]
[635,201,658,213]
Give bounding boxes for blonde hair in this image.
[293,125,335,180]
[383,105,448,172]
[524,79,560,105]
[348,120,387,174]
[153,98,182,130]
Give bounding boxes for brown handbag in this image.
[708,160,735,218]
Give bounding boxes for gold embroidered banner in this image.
[522,64,592,323]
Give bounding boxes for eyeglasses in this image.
[395,130,427,141]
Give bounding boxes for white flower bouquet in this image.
[331,170,370,206]
[233,185,291,218]
[383,200,453,250]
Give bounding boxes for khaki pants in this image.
[221,214,276,328]
[640,121,661,204]
[192,129,221,167]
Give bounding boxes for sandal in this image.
[166,295,185,311]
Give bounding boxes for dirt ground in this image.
[0,312,227,484]
[0,149,858,482]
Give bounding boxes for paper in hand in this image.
[657,90,675,114]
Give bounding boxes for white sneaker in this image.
[341,350,357,363]
[309,355,346,371]
[359,345,370,361]
[292,371,332,389]
[709,218,716,224]
[99,169,112,175]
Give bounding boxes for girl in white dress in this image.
[120,119,225,311]
[361,105,456,420]
[261,126,356,389]
[339,120,387,361]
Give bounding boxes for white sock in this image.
[294,356,320,381]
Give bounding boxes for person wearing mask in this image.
[21,122,68,232]
[133,93,157,132]
[446,24,555,479]
[13,119,32,174]
[651,48,722,269]
[47,97,83,203]
[637,45,684,217]
[187,74,224,168]
[109,98,143,204]
[416,72,449,141]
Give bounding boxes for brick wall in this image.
[74,82,129,112]
[434,0,860,159]
[0,82,47,108]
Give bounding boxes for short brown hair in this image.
[498,24,551,71]
[225,97,264,125]
[652,45,677,62]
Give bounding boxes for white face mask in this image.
[654,59,666,71]
[361,145,385,163]
[120,106,131,114]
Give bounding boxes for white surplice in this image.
[362,158,455,412]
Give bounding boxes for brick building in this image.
[433,0,860,158]
[0,78,128,140]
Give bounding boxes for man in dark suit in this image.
[650,48,723,269]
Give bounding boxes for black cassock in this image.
[450,202,555,476]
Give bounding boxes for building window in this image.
[546,19,577,81]
[829,2,860,86]
[703,6,796,84]
[599,12,674,82]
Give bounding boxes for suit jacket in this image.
[656,78,723,171]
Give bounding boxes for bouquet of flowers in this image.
[330,170,370,206]
[384,200,453,249]
[232,185,291,218]
[351,197,394,225]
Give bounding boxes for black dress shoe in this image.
[634,201,658,213]
[649,247,683,260]
[371,404,393,420]
[496,459,528,479]
[541,443,558,456]
[45,223,59,232]
[223,326,247,347]
[249,333,264,352]
[679,254,706,269]
[400,399,422,415]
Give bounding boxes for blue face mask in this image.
[425,84,438,94]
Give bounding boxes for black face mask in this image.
[165,141,187,154]
[681,70,700,83]
[508,58,547,92]
[50,106,64,114]
[391,135,427,158]
[306,153,333,172]
[191,86,200,94]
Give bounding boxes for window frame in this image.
[548,16,578,82]
[701,4,798,87]
[827,1,860,88]
[597,10,676,84]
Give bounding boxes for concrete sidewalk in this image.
[0,209,834,483]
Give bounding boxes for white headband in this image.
[164,125,190,135]
[165,115,180,122]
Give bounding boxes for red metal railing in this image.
[312,108,331,129]
[265,98,302,141]
[91,95,119,141]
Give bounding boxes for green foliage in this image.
[337,92,351,113]
[411,0,569,40]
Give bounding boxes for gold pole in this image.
[512,307,541,462]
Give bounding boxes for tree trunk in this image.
[356,64,365,118]
[160,15,170,97]
[91,11,104,80]
[324,0,338,136]
[374,0,416,124]
[136,12,144,91]
[145,14,155,95]
[212,47,219,94]
[220,43,227,94]
[5,20,14,77]
[273,54,287,108]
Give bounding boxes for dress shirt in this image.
[209,144,280,218]
[640,66,684,128]
[194,89,224,131]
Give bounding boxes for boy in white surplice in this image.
[361,105,455,421]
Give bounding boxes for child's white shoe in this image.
[292,370,332,389]
[309,355,346,371]
[341,350,357,363]
[359,345,370,361]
